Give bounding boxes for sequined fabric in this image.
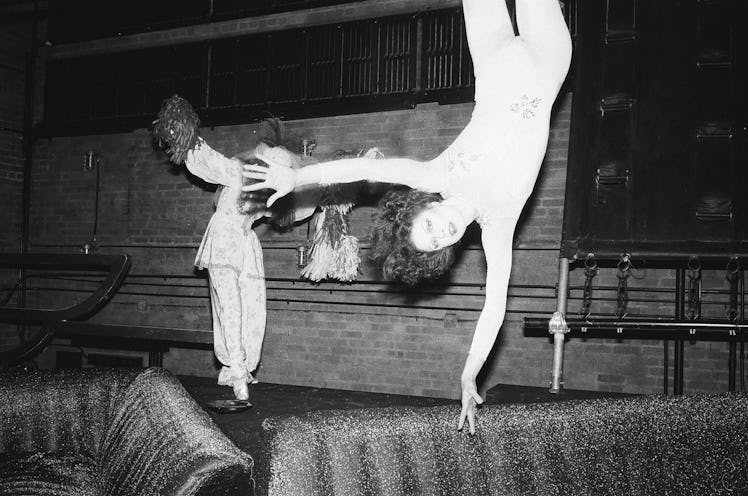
[261,393,748,496]
[0,452,101,496]
[0,367,254,496]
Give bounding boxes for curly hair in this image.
[370,188,459,287]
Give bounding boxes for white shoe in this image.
[232,381,249,401]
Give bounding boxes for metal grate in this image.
[422,9,473,92]
[306,25,342,100]
[43,8,480,134]
[379,16,417,95]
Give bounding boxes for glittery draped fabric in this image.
[260,393,748,496]
[0,367,254,496]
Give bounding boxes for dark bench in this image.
[50,320,213,367]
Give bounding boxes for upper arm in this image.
[185,140,242,188]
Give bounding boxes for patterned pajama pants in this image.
[208,249,266,386]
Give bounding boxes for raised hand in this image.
[457,377,484,435]
[241,151,297,207]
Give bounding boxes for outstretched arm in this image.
[458,222,514,435]
[184,139,243,188]
[243,148,440,207]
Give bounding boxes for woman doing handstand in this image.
[243,0,572,433]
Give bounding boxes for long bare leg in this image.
[515,0,572,80]
[462,0,515,77]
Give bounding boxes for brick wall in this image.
[23,95,727,397]
[27,89,737,399]
[0,18,33,350]
[6,0,738,397]
[26,98,567,398]
[0,20,28,250]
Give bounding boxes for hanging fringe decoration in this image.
[301,194,360,282]
[300,147,383,282]
[152,94,200,165]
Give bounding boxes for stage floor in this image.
[179,376,635,458]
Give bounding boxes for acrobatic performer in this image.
[243,0,572,432]
[153,95,301,400]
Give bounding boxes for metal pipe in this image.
[570,249,748,263]
[92,153,101,243]
[549,257,570,393]
[26,273,562,303]
[663,331,669,395]
[19,285,551,315]
[26,241,555,252]
[674,269,685,395]
[729,270,738,391]
[526,317,748,332]
[741,270,745,391]
[27,271,556,291]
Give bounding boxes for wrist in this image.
[295,166,315,188]
[461,353,485,381]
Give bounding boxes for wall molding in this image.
[49,0,461,60]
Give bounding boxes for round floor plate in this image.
[207,399,252,413]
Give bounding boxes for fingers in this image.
[458,404,477,435]
[242,164,269,192]
[458,403,468,431]
[243,173,267,182]
[241,182,268,192]
[243,164,268,174]
[458,399,479,435]
[472,391,484,405]
[267,191,284,208]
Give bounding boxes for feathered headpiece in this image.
[152,94,200,165]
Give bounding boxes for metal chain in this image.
[727,257,740,321]
[615,254,631,319]
[579,254,597,320]
[686,257,701,321]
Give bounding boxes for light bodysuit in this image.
[418,0,572,362]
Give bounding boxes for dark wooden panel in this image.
[563,0,745,259]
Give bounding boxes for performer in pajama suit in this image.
[242,0,572,431]
[154,96,302,401]
[186,140,270,401]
